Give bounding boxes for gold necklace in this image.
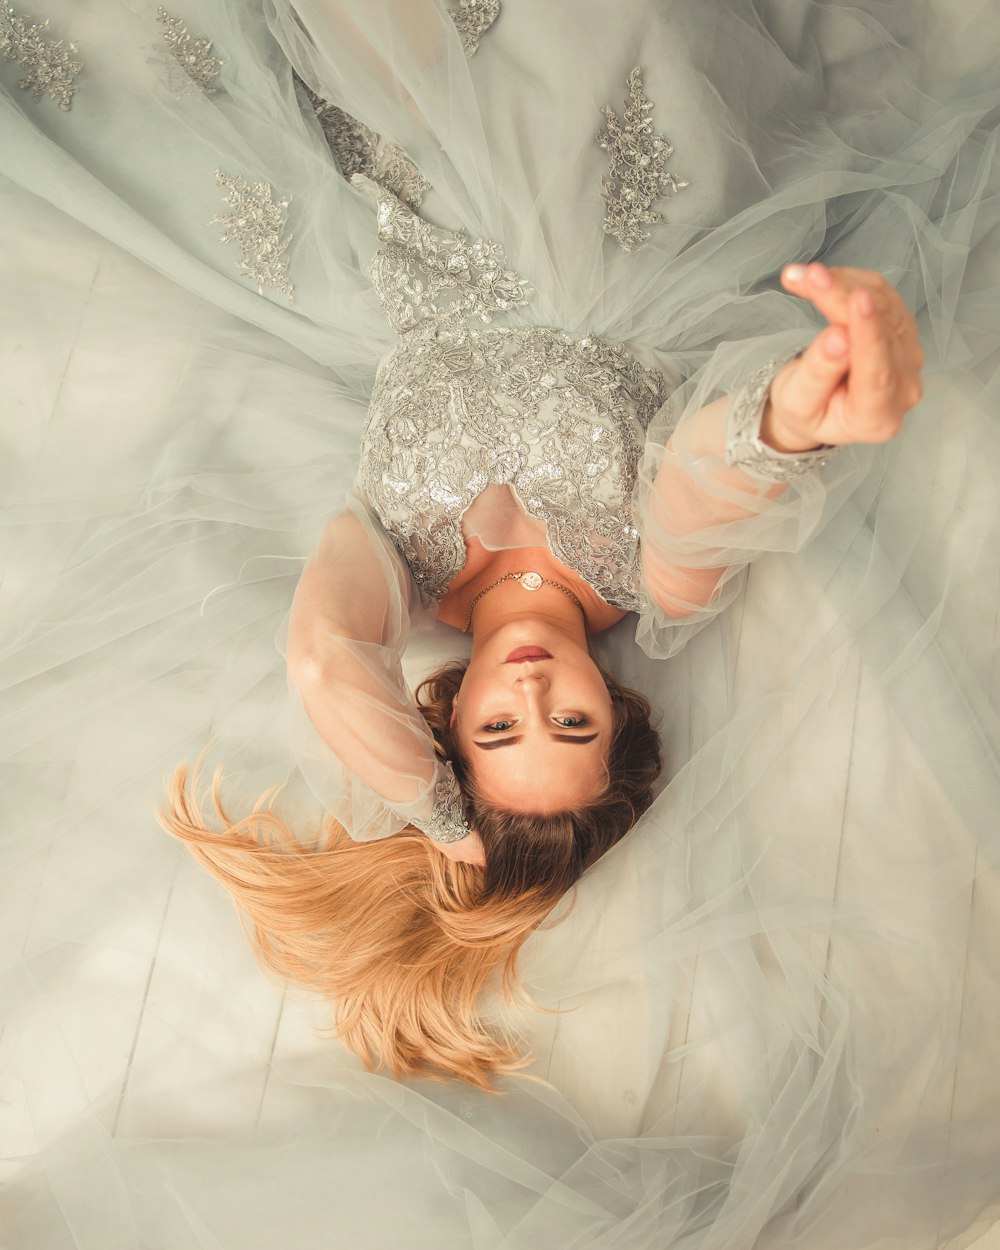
[463,570,586,633]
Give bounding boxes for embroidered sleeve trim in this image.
[413,763,472,843]
[725,352,841,482]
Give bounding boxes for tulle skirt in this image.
[2,2,1000,1246]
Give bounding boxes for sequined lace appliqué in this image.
[356,184,665,610]
[212,170,295,303]
[154,7,224,97]
[356,175,532,334]
[295,74,429,212]
[448,0,500,56]
[1,1,82,110]
[420,763,472,844]
[293,0,497,207]
[598,66,689,253]
[358,322,665,611]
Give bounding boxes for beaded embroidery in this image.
[418,763,471,843]
[356,176,532,334]
[358,322,666,611]
[212,170,294,304]
[448,0,501,56]
[154,7,223,97]
[597,67,689,253]
[0,1,82,110]
[726,353,840,481]
[295,74,429,211]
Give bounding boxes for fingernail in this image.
[784,264,806,283]
[810,264,833,289]
[858,289,876,317]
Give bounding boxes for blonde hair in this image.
[157,661,661,1090]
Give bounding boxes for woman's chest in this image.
[434,505,628,634]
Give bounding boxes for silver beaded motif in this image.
[726,353,840,481]
[419,762,471,843]
[358,322,666,612]
[447,0,501,56]
[597,67,689,253]
[211,170,294,304]
[295,74,429,211]
[0,1,82,111]
[357,177,533,333]
[154,7,224,97]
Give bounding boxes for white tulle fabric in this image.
[281,490,452,842]
[2,1,1000,1247]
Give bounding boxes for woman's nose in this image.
[514,671,549,692]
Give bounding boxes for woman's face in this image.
[451,621,613,812]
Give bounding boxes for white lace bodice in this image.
[357,322,667,610]
[352,177,668,610]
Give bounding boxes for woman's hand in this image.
[427,827,487,866]
[763,263,925,452]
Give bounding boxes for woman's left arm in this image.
[642,264,924,620]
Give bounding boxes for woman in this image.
[2,2,999,1247]
[161,243,921,1089]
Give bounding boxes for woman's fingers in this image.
[780,262,925,443]
[781,263,891,324]
[769,326,850,438]
[845,285,905,440]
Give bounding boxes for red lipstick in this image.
[504,647,552,663]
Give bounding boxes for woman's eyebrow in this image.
[473,732,600,751]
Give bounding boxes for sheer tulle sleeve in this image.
[635,332,871,659]
[277,490,466,841]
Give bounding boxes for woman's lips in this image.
[504,647,553,663]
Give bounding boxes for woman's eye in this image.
[555,716,588,728]
[484,720,515,732]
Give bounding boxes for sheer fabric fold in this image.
[281,490,455,841]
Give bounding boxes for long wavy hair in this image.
[158,659,662,1090]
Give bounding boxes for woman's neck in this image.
[435,538,627,635]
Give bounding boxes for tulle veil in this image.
[2,1,1000,1246]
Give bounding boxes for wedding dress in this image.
[2,2,1000,1247]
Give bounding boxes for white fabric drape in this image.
[2,2,1000,1247]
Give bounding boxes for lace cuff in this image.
[725,352,841,482]
[411,761,472,843]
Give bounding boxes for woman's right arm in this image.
[641,264,923,629]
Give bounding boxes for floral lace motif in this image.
[294,74,429,211]
[356,176,532,334]
[0,1,82,110]
[726,352,840,481]
[211,170,294,304]
[417,763,472,843]
[447,0,501,56]
[358,322,666,611]
[154,7,223,97]
[597,67,689,253]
